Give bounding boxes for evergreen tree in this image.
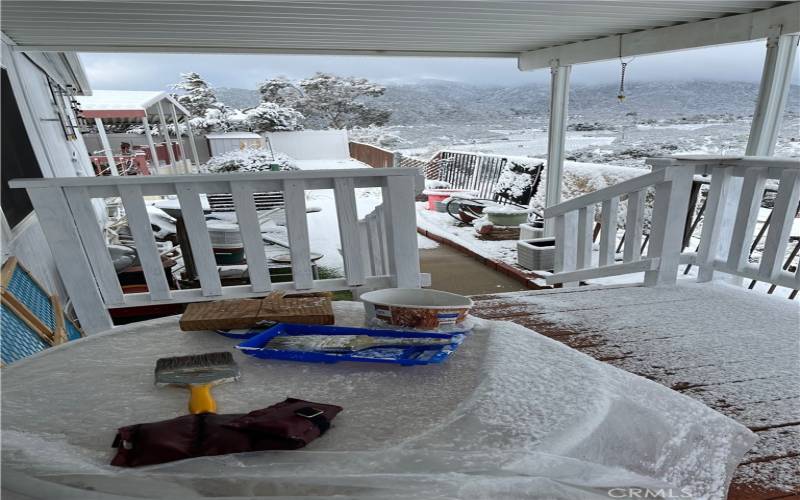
[294,73,391,129]
[172,72,224,116]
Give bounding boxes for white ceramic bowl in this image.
[360,288,473,330]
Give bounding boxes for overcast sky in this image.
[81,40,799,91]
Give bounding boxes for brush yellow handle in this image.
[188,384,216,414]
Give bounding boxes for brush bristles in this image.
[155,351,235,372]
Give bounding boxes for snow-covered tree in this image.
[243,102,304,132]
[171,72,224,117]
[294,73,391,129]
[257,76,301,107]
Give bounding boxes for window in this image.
[2,67,44,230]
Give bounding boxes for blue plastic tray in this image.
[235,323,465,366]
[216,323,277,340]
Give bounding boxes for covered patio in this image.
[2,1,799,499]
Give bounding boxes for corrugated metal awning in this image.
[0,1,788,58]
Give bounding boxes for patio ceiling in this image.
[0,1,792,59]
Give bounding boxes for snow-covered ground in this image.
[384,116,799,169]
[398,130,617,159]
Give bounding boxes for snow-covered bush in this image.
[529,161,648,228]
[349,126,408,148]
[204,147,298,173]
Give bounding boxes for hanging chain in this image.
[618,62,628,102]
[617,35,634,102]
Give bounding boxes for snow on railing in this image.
[543,166,694,287]
[649,156,800,291]
[10,168,426,334]
[544,156,800,293]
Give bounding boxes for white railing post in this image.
[576,205,594,269]
[118,185,172,300]
[382,176,421,288]
[758,169,800,281]
[554,212,578,286]
[599,197,620,266]
[333,177,366,287]
[27,187,114,334]
[231,182,272,293]
[282,179,313,290]
[623,190,646,263]
[644,168,695,286]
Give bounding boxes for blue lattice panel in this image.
[65,319,83,341]
[1,304,50,365]
[7,266,56,331]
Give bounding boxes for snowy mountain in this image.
[217,80,799,127]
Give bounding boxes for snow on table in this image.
[2,302,752,499]
[469,281,800,494]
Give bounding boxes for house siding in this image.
[1,37,94,303]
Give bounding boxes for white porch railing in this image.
[544,156,800,291]
[10,168,427,334]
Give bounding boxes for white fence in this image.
[10,168,427,334]
[543,156,800,291]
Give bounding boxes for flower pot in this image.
[517,237,555,271]
[483,206,532,227]
[422,189,478,211]
[519,222,545,240]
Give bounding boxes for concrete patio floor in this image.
[419,237,528,296]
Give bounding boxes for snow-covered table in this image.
[2,302,753,499]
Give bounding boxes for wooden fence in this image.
[348,142,399,168]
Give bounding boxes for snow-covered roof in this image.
[205,132,263,139]
[77,90,190,120]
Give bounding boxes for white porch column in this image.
[156,102,177,172]
[141,115,160,175]
[169,103,187,170]
[747,30,799,156]
[544,62,571,237]
[94,118,118,176]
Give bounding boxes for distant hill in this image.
[216,80,799,126]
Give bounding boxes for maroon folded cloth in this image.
[111,398,342,467]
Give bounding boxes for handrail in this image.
[543,169,668,218]
[9,167,420,188]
